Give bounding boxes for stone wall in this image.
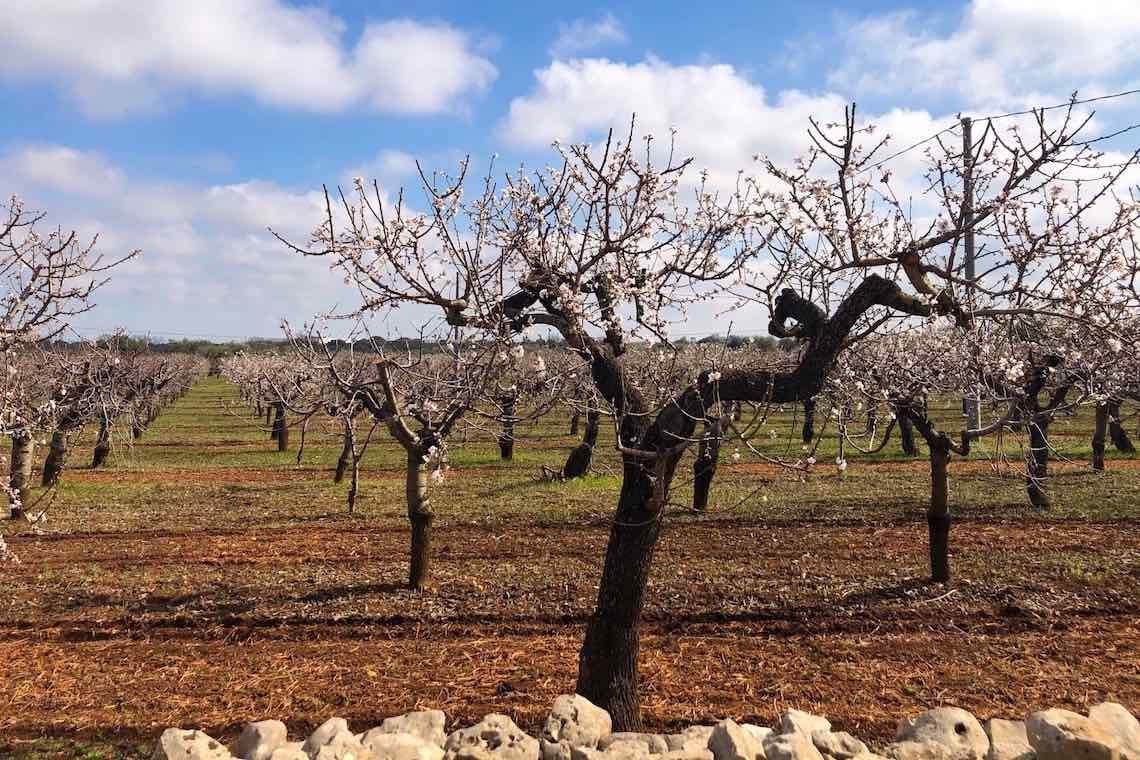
[152,695,1139,760]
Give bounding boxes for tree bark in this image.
[41,429,69,487]
[1092,403,1108,472]
[498,393,517,460]
[801,398,815,444]
[691,416,723,512]
[897,409,918,456]
[272,401,288,451]
[91,415,111,468]
[406,450,433,590]
[8,432,33,519]
[576,465,663,731]
[928,437,952,583]
[334,422,353,484]
[1108,401,1134,453]
[569,410,581,437]
[562,407,600,479]
[265,404,273,429]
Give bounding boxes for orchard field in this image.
[2,376,1137,759]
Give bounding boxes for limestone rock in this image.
[267,744,308,760]
[1088,703,1139,760]
[811,730,868,759]
[303,719,351,757]
[982,719,1033,760]
[599,734,670,754]
[884,743,957,760]
[362,730,446,760]
[379,711,449,749]
[763,731,823,760]
[237,721,289,760]
[152,729,233,760]
[742,728,772,746]
[311,730,368,760]
[779,712,831,739]
[667,728,715,754]
[542,695,613,760]
[893,708,989,760]
[445,714,539,760]
[708,719,765,760]
[1027,709,1122,760]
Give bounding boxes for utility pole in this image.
[961,115,981,430]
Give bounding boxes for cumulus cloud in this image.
[828,0,1140,111]
[501,56,948,190]
[0,0,497,118]
[1,143,358,338]
[549,13,627,58]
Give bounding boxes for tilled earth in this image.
[1,381,1138,757]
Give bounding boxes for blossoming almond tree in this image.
[285,103,1139,728]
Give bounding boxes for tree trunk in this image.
[1026,419,1051,509]
[8,432,33,519]
[928,438,952,583]
[334,423,353,484]
[498,393,517,460]
[1092,403,1108,472]
[265,404,273,429]
[272,401,288,451]
[406,451,433,590]
[91,415,111,468]
[347,437,360,516]
[570,410,581,437]
[692,417,722,512]
[1108,401,1134,453]
[898,411,918,456]
[576,462,663,731]
[41,429,69,487]
[801,398,815,444]
[562,407,600,479]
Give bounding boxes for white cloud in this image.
[1,143,357,337]
[549,13,627,58]
[828,0,1140,112]
[501,57,949,190]
[0,0,496,118]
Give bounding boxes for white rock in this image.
[811,730,868,759]
[576,740,652,760]
[661,751,714,760]
[884,743,956,760]
[1027,709,1123,760]
[668,728,715,754]
[362,730,446,760]
[599,734,670,754]
[893,708,989,760]
[445,714,539,760]
[379,712,450,749]
[237,721,289,760]
[1089,703,1140,760]
[763,731,823,760]
[708,719,765,760]
[779,712,831,739]
[311,730,368,760]
[542,695,614,760]
[267,744,308,760]
[982,719,1033,760]
[742,728,772,745]
[152,729,233,760]
[303,719,351,757]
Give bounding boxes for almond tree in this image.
[286,103,1140,728]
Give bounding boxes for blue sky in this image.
[2,0,1139,340]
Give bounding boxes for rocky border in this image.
[152,695,1139,760]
